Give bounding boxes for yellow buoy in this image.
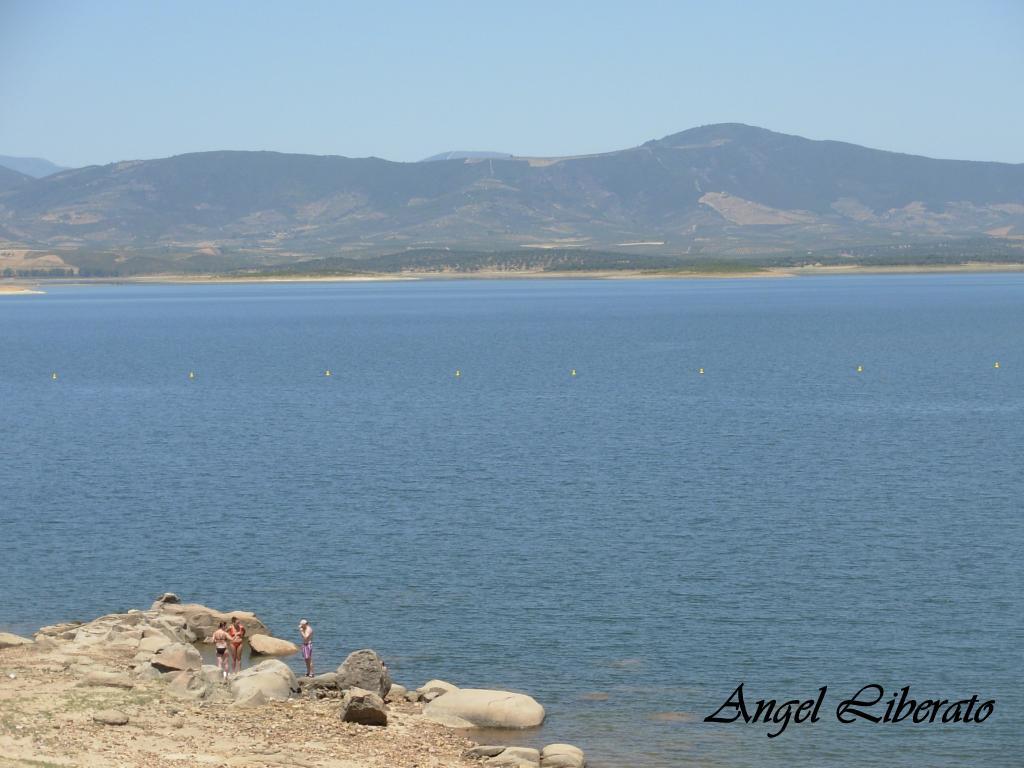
[51,372,58,381]
[698,368,704,375]
[324,369,332,377]
[188,370,195,380]
[455,369,461,378]
[856,365,863,373]
[994,361,1000,369]
[571,369,577,377]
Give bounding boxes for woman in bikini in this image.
[212,621,230,680]
[227,616,246,674]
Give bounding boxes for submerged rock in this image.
[424,688,545,729]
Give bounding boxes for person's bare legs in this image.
[304,649,313,677]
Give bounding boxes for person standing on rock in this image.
[298,619,314,677]
[212,621,230,680]
[227,616,246,674]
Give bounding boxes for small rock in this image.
[92,709,129,726]
[340,686,388,726]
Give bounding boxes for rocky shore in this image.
[0,594,586,768]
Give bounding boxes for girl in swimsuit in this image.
[227,617,246,674]
[212,621,230,680]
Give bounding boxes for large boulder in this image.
[150,643,202,673]
[336,649,391,698]
[230,659,297,705]
[248,634,298,657]
[340,687,388,726]
[423,689,545,729]
[152,601,269,641]
[0,632,33,650]
[540,744,586,768]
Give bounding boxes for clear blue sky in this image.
[2,0,1022,167]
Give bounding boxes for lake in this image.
[1,275,1021,767]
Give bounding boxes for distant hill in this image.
[421,151,514,162]
[0,165,32,192]
[1,124,1023,275]
[0,155,69,178]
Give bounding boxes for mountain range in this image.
[2,124,1023,275]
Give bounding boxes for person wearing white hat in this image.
[298,619,314,677]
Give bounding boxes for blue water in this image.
[1,276,1021,767]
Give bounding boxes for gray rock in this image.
[92,709,129,726]
[336,649,392,698]
[340,687,388,726]
[150,643,202,673]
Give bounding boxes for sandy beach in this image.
[0,284,44,295]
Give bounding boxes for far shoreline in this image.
[7,261,1024,292]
